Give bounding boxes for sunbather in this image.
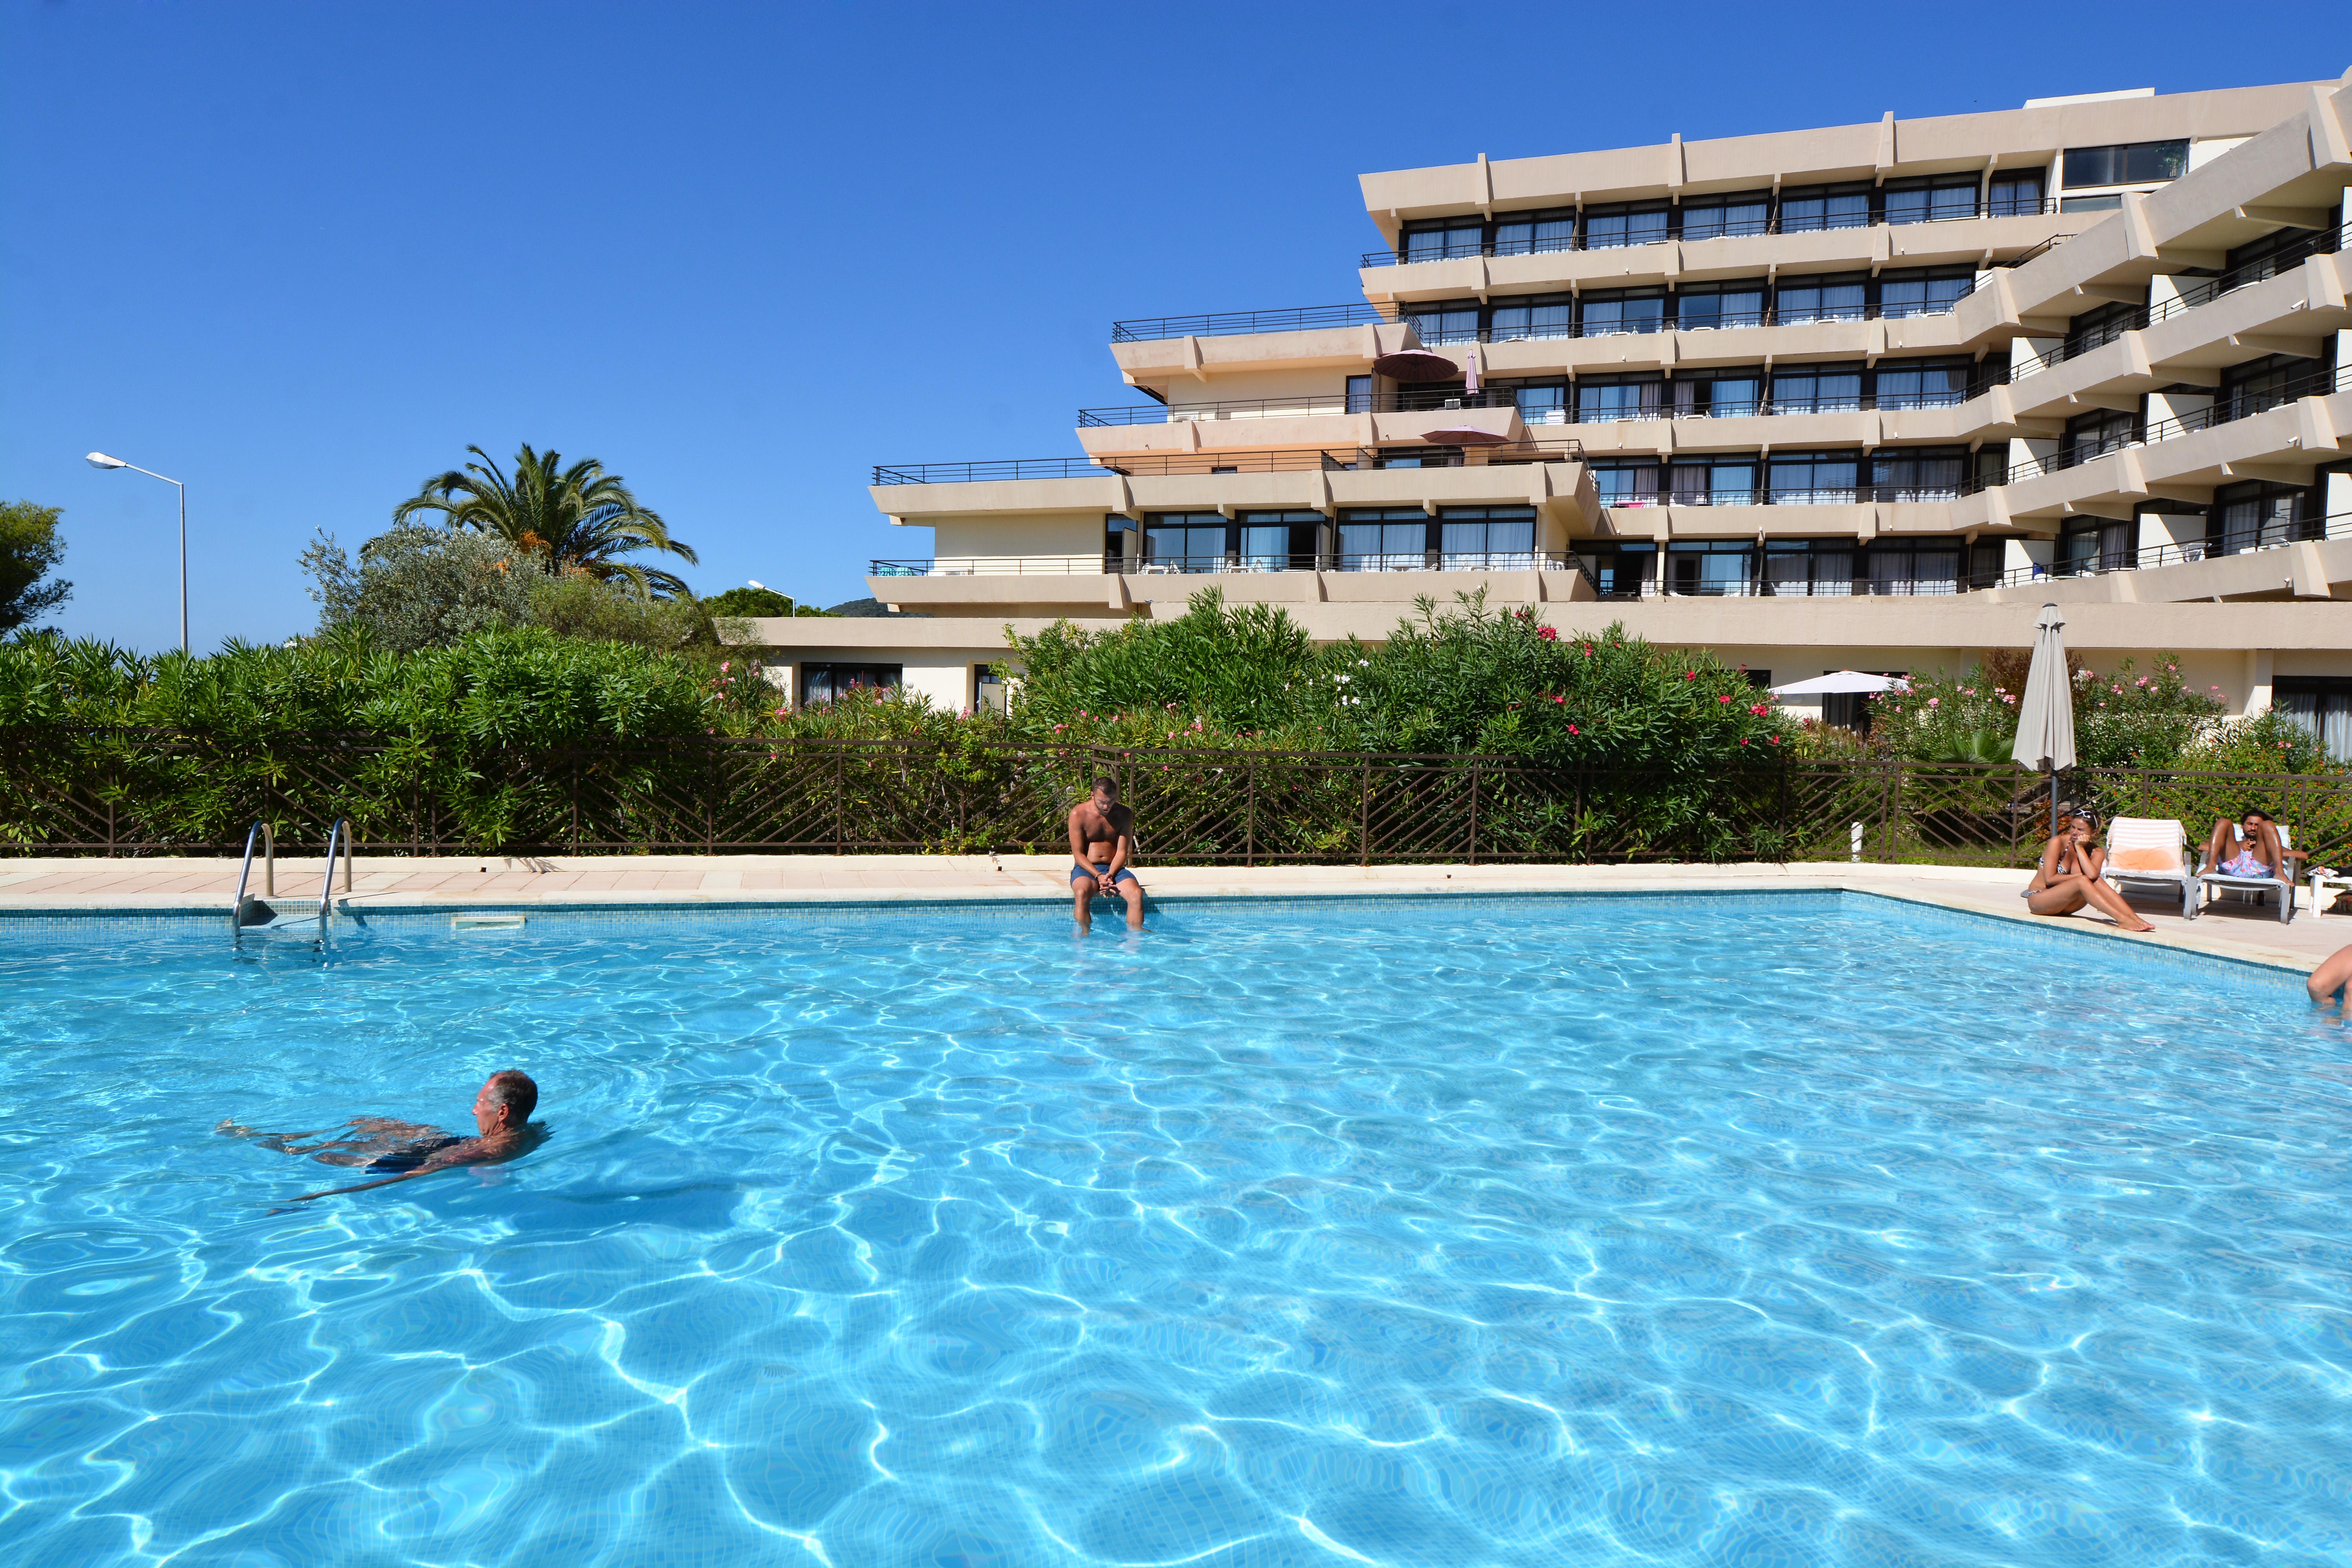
[2025,809,2155,933]
[2205,809,2287,880]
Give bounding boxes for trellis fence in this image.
[3,730,2347,869]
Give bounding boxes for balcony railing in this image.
[870,552,1583,578]
[873,439,1586,486]
[1403,294,1973,345]
[1078,389,1516,427]
[1961,361,2352,493]
[1974,504,2352,589]
[2144,220,2349,327]
[1361,198,2062,266]
[1598,484,1968,509]
[1109,303,1401,343]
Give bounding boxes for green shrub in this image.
[300,524,540,652]
[705,585,834,618]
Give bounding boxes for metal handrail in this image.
[1971,504,2352,590]
[1078,389,1517,426]
[1361,198,2066,266]
[231,819,275,938]
[871,552,1587,579]
[2145,221,2349,327]
[1110,303,1403,343]
[319,816,351,939]
[874,439,1586,486]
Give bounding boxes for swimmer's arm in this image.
[288,1144,486,1203]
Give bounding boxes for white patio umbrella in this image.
[1769,670,1909,695]
[2011,603,2076,840]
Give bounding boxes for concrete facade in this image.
[743,74,2352,730]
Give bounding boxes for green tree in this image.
[704,585,836,617]
[0,500,71,635]
[300,524,541,652]
[526,572,725,653]
[392,443,698,596]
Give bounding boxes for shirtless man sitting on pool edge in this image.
[218,1069,542,1201]
[1068,775,1144,931]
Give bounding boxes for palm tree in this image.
[392,443,699,597]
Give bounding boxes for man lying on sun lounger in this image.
[218,1069,543,1201]
[2205,809,2298,880]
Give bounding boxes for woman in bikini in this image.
[2024,808,2156,933]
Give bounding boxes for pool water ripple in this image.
[2,894,2350,1566]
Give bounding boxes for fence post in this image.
[834,746,846,855]
[1467,762,1480,866]
[1881,762,1901,863]
[1245,760,1256,869]
[1360,759,1372,867]
[706,743,717,855]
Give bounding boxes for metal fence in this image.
[7,732,2350,870]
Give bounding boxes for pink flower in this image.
[1750,703,1768,716]
[1768,735,1780,745]
[1552,695,1565,704]
[1684,671,1698,681]
[1739,738,1749,746]
[1567,724,1580,735]
[1537,626,1558,641]
[1717,694,1733,704]
[1927,697,1940,708]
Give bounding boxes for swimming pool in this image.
[3,893,2348,1566]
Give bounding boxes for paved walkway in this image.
[0,853,2336,975]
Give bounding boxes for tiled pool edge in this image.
[0,877,2318,979]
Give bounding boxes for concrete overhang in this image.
[1075,405,1522,460]
[1111,322,1416,390]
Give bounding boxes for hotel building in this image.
[747,73,2352,742]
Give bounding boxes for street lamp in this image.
[86,452,188,655]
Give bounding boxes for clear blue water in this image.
[4,893,2351,1568]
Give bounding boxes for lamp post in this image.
[86,452,187,655]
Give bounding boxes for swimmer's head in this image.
[475,1069,538,1135]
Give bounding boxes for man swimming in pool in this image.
[1068,774,1144,931]
[217,1069,542,1201]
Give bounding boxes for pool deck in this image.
[0,852,2338,975]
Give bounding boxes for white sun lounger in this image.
[2198,823,2298,922]
[2102,817,2199,920]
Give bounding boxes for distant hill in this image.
[824,598,930,618]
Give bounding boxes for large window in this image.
[1142,513,1227,571]
[1345,375,1373,414]
[2221,355,2314,421]
[1763,541,1856,597]
[1492,210,1575,256]
[1401,220,1483,262]
[1584,543,1655,597]
[2064,407,2139,464]
[1675,282,1766,331]
[1665,541,1755,596]
[1872,359,1973,409]
[2209,481,2314,555]
[2065,299,2145,358]
[1405,301,1481,345]
[1338,508,1429,570]
[2063,140,2188,189]
[1510,382,1569,425]
[1487,295,1573,341]
[1768,452,1861,505]
[1988,171,2046,217]
[2058,519,2134,575]
[1438,506,1537,570]
[1882,176,1980,226]
[2275,681,2352,764]
[1667,458,1759,505]
[1576,375,1666,424]
[1584,202,1670,249]
[1593,463,1662,507]
[1774,274,1867,324]
[1877,267,1976,319]
[1672,372,1762,418]
[1777,183,1871,232]
[1579,289,1666,337]
[1238,510,1320,572]
[801,663,901,707]
[1679,192,1771,241]
[1870,448,1967,502]
[1867,541,1963,595]
[1769,365,1864,414]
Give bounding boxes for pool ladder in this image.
[233,817,352,944]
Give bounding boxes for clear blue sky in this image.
[3,1,2341,652]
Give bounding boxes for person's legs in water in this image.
[1071,865,1101,932]
[1110,869,1143,931]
